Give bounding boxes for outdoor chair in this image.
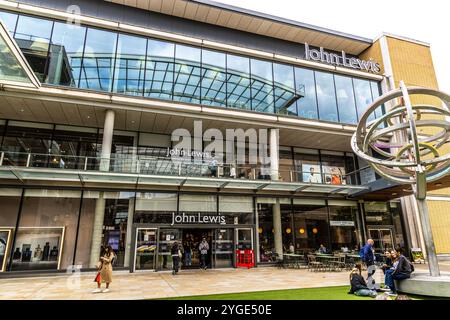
[307,254,324,272]
[332,254,347,271]
[272,253,285,269]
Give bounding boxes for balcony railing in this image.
[0,151,372,186]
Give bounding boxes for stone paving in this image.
[0,263,448,300]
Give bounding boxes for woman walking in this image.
[92,245,115,293]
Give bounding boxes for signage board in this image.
[305,43,381,74]
[330,221,355,227]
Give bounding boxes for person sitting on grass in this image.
[384,249,414,295]
[348,263,378,298]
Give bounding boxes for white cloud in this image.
[218,0,450,93]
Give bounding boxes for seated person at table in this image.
[381,250,393,275]
[384,249,414,295]
[289,243,295,254]
[318,244,327,254]
[348,263,377,298]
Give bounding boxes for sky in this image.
[218,0,450,93]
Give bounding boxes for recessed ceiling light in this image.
[131,120,135,124]
[20,109,24,112]
[87,115,91,119]
[392,192,398,196]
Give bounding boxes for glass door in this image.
[213,229,233,268]
[368,228,394,253]
[134,228,157,271]
[235,228,253,250]
[157,228,182,271]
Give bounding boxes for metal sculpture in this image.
[352,81,450,277]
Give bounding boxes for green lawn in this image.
[160,285,443,300]
[162,286,375,300]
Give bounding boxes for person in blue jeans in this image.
[348,263,377,298]
[384,249,414,294]
[184,239,192,266]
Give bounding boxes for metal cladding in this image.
[351,82,450,199]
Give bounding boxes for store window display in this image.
[12,189,81,271]
[75,191,135,269]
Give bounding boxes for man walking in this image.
[171,241,181,275]
[199,237,210,270]
[361,239,375,269]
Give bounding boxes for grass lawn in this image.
[162,286,375,300]
[161,285,444,300]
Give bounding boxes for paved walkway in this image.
[0,263,449,300]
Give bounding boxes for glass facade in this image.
[0,187,409,272]
[0,10,381,125]
[0,120,362,185]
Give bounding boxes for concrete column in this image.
[100,109,115,172]
[89,192,105,268]
[124,197,135,268]
[255,203,260,263]
[272,199,283,257]
[269,129,279,181]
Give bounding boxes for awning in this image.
[0,166,368,195]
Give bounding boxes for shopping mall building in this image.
[0,0,448,275]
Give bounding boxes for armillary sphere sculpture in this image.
[352,80,450,277]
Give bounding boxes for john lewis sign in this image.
[305,43,381,74]
[171,212,226,225]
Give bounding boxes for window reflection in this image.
[173,44,201,104]
[145,39,174,100]
[315,71,338,122]
[79,28,117,92]
[227,54,251,110]
[328,203,359,251]
[294,148,322,183]
[201,49,226,107]
[273,63,296,116]
[0,11,18,33]
[370,81,384,121]
[334,75,357,124]
[113,34,146,95]
[251,59,274,113]
[14,15,53,81]
[47,22,86,87]
[293,202,329,253]
[3,11,384,125]
[295,68,318,120]
[353,78,373,120]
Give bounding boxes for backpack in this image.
[359,247,365,261]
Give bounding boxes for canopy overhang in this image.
[0,166,368,196]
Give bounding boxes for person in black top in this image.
[348,263,378,298]
[384,249,414,294]
[184,239,192,267]
[381,250,393,275]
[171,241,180,275]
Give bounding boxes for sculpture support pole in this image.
[416,199,440,277]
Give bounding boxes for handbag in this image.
[178,249,182,258]
[93,272,101,283]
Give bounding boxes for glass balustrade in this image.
[0,150,368,186]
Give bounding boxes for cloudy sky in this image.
[219,0,450,93]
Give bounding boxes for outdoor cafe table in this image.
[283,253,304,268]
[314,254,340,271]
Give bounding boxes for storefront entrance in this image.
[182,228,213,269]
[368,227,395,253]
[132,226,254,272]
